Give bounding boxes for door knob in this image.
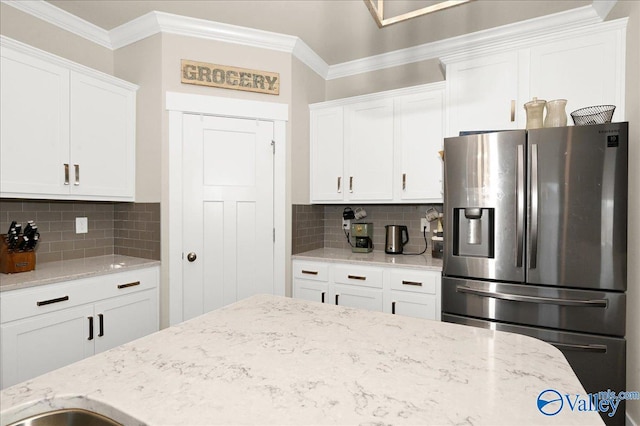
[187,252,197,262]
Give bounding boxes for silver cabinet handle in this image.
[516,145,525,267]
[347,274,366,280]
[337,177,341,193]
[301,270,318,275]
[117,281,140,289]
[510,100,516,122]
[349,176,353,193]
[530,144,539,269]
[549,342,607,353]
[74,164,80,186]
[402,280,422,287]
[64,164,70,185]
[456,285,608,307]
[402,173,406,190]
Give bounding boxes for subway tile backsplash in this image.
[0,200,160,264]
[292,203,443,255]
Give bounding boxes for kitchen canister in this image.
[524,97,546,129]
[544,99,568,127]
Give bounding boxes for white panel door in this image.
[446,51,520,136]
[69,71,135,198]
[395,90,444,202]
[345,99,394,201]
[182,114,274,320]
[529,30,624,122]
[0,47,70,196]
[0,305,94,388]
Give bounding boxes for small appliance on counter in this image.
[384,225,408,254]
[351,223,373,253]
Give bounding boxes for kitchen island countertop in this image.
[0,255,160,292]
[0,294,602,425]
[293,247,443,271]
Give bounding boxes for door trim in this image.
[166,92,288,326]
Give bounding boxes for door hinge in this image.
[271,140,275,154]
[273,227,276,243]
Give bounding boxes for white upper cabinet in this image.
[394,89,444,202]
[528,28,625,122]
[0,37,138,201]
[0,47,70,196]
[445,51,522,136]
[310,107,344,202]
[344,99,394,202]
[443,20,626,137]
[69,71,136,198]
[310,83,445,204]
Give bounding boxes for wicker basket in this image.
[570,105,616,126]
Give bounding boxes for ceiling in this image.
[46,0,592,65]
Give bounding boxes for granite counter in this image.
[0,294,602,425]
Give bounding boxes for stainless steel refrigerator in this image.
[442,122,627,426]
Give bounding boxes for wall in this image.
[609,2,640,424]
[114,34,164,203]
[326,59,444,100]
[0,200,161,263]
[0,3,113,74]
[291,204,324,254]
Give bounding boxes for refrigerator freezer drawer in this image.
[442,277,625,336]
[443,313,626,426]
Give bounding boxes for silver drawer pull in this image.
[64,164,70,185]
[74,164,80,186]
[301,270,318,275]
[402,280,422,286]
[348,274,366,280]
[456,285,608,308]
[37,295,69,306]
[117,281,141,289]
[549,342,607,353]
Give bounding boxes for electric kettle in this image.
[385,225,409,254]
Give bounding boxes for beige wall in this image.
[326,58,444,100]
[114,34,163,204]
[0,3,113,74]
[609,2,640,424]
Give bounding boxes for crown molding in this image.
[1,0,617,81]
[1,0,112,48]
[0,35,138,90]
[328,4,606,79]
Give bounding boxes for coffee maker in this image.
[351,223,373,253]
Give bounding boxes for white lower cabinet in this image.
[0,266,159,389]
[292,259,440,320]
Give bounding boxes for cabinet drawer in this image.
[293,262,329,282]
[333,265,383,289]
[0,267,159,323]
[389,269,438,294]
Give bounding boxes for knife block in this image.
[0,235,36,274]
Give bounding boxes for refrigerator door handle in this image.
[516,145,525,267]
[548,342,608,353]
[530,144,539,269]
[456,285,608,307]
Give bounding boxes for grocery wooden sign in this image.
[181,60,279,95]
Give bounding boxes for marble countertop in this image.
[0,255,160,292]
[293,247,443,271]
[0,294,602,425]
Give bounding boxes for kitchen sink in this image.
[7,408,121,426]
